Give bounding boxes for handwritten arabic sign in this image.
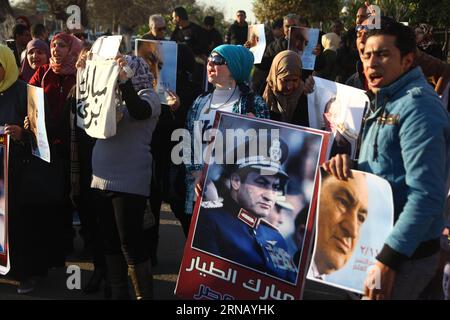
[175,112,331,300]
[307,169,393,294]
[76,59,120,139]
[0,135,10,275]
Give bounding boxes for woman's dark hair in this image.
[366,16,416,57]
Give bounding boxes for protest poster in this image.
[0,134,10,275]
[307,169,394,294]
[288,27,320,70]
[136,39,178,104]
[76,36,121,139]
[27,85,50,163]
[175,112,331,300]
[247,24,266,64]
[307,76,369,159]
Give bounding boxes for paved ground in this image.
[0,204,350,300]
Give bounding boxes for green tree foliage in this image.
[253,0,340,25]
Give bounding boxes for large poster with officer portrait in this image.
[0,133,10,275]
[175,112,331,300]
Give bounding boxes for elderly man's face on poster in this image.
[231,170,282,218]
[315,171,369,275]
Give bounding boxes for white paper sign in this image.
[307,169,394,294]
[27,85,50,162]
[307,76,369,159]
[136,39,178,104]
[288,27,320,70]
[76,59,120,139]
[247,24,266,64]
[91,35,123,60]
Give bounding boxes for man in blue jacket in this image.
[324,18,450,299]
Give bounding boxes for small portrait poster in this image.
[27,84,50,162]
[136,39,178,104]
[307,169,394,294]
[288,27,320,70]
[307,76,369,159]
[247,24,266,64]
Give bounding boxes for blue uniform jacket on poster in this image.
[358,66,450,269]
[193,195,298,283]
[183,92,269,215]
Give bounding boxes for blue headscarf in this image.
[212,45,254,84]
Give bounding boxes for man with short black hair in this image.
[170,6,209,58]
[203,16,223,52]
[12,24,31,59]
[324,17,450,300]
[225,10,248,45]
[31,23,49,43]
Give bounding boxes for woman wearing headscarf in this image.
[91,55,160,300]
[263,50,309,125]
[315,32,340,81]
[183,44,269,233]
[0,45,39,294]
[20,39,50,83]
[26,32,82,271]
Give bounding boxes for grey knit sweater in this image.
[91,86,161,197]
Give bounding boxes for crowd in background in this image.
[0,4,449,300]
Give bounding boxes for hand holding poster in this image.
[307,169,394,294]
[307,76,369,159]
[27,84,50,163]
[288,27,319,70]
[0,134,9,275]
[247,24,266,64]
[136,39,177,104]
[175,112,331,300]
[76,36,122,139]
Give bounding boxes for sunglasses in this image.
[355,24,369,33]
[156,26,167,32]
[208,55,227,66]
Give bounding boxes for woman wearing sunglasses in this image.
[183,44,269,233]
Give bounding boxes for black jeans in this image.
[96,191,148,265]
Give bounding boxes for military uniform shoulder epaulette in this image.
[201,198,224,209]
[259,218,280,232]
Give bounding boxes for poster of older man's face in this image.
[176,112,331,300]
[247,24,266,64]
[307,76,369,159]
[307,169,393,294]
[135,39,177,104]
[288,27,319,70]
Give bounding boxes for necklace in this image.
[204,86,238,114]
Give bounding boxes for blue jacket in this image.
[358,66,450,269]
[184,90,269,214]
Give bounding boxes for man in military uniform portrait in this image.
[192,138,298,283]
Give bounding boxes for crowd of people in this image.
[0,4,449,300]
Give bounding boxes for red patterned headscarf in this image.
[49,32,83,75]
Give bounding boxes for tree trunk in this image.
[0,0,14,42]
